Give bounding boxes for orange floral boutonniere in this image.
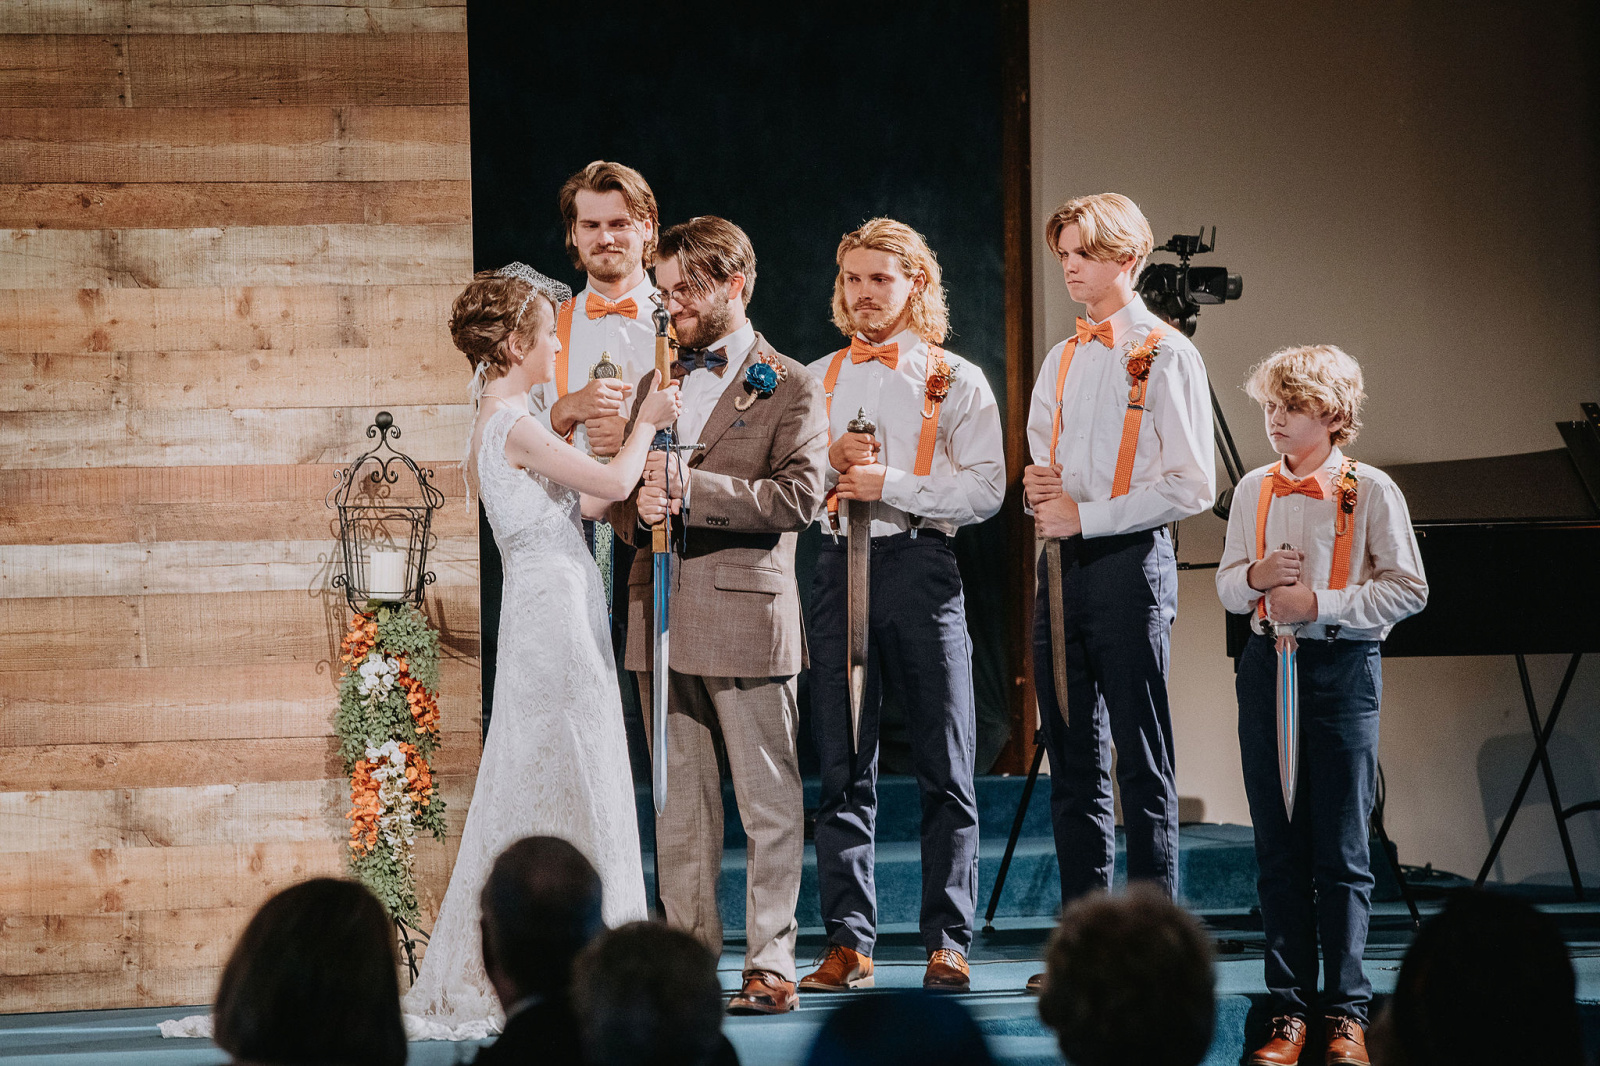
[923,350,954,416]
[1123,331,1164,385]
[1333,459,1360,533]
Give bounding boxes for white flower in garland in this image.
[366,739,418,865]
[356,653,401,699]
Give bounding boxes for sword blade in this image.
[1275,632,1299,820]
[652,550,670,816]
[1042,535,1070,727]
[846,500,872,753]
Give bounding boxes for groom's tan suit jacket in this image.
[610,332,829,678]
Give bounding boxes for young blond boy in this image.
[1216,345,1428,1066]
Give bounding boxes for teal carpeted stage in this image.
[2,776,1596,1065]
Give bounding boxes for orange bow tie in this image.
[1074,317,1115,348]
[1270,470,1326,500]
[849,337,899,369]
[585,292,639,320]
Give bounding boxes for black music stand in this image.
[1473,653,1594,900]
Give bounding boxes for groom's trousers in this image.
[637,669,803,982]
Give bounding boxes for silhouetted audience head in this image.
[804,989,995,1066]
[1371,888,1582,1066]
[214,877,404,1066]
[1038,884,1216,1066]
[572,922,725,1066]
[479,835,605,1008]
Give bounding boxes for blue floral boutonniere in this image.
[735,354,787,410]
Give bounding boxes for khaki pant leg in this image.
[707,675,803,981]
[639,669,725,960]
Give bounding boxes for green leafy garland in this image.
[336,603,448,925]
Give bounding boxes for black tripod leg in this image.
[983,737,1047,933]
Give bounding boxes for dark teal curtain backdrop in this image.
[469,0,1014,776]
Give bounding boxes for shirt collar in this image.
[1280,446,1343,494]
[580,275,657,306]
[708,320,756,363]
[1087,294,1147,346]
[854,328,924,358]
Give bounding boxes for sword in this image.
[844,408,876,752]
[1270,543,1301,821]
[649,297,674,816]
[1041,533,1070,727]
[589,351,622,612]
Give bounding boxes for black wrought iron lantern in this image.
[329,411,446,613]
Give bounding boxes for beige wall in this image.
[1029,0,1600,885]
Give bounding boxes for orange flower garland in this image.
[335,604,447,923]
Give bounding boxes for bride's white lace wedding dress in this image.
[401,403,649,1039]
[160,405,648,1044]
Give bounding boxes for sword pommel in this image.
[847,408,876,436]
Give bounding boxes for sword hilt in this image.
[847,408,876,437]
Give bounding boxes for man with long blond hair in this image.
[1022,194,1214,991]
[799,218,1004,994]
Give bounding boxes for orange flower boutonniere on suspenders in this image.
[1111,329,1165,497]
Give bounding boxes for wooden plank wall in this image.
[0,1,479,1013]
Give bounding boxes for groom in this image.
[610,215,829,1015]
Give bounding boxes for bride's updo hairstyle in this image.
[449,272,545,376]
[449,262,574,379]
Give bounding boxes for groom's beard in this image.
[674,291,733,350]
[581,244,641,285]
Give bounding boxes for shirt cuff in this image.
[1077,499,1114,538]
[1314,587,1342,626]
[879,467,913,511]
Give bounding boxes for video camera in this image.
[1136,228,1243,337]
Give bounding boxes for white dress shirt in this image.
[1216,447,1429,640]
[529,275,660,454]
[807,329,1006,537]
[1025,294,1216,537]
[677,320,756,447]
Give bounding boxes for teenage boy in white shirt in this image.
[1023,194,1215,991]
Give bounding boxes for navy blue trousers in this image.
[1237,634,1380,1023]
[808,531,980,956]
[1032,528,1180,902]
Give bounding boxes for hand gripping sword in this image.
[845,408,875,752]
[1269,543,1302,820]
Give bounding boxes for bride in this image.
[403,262,680,1039]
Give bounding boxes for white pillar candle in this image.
[367,547,408,601]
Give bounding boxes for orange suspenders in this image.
[1047,328,1165,499]
[553,297,577,443]
[1253,457,1359,623]
[820,344,949,521]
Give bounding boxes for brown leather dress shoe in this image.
[727,970,797,1015]
[923,948,970,992]
[798,944,874,991]
[1248,1015,1308,1065]
[1325,1015,1369,1066]
[1025,971,1045,993]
